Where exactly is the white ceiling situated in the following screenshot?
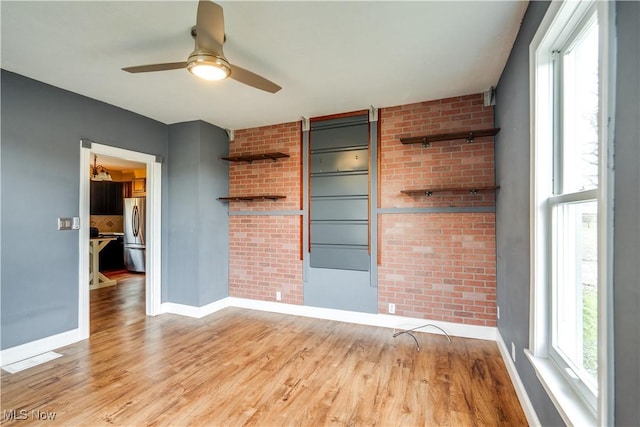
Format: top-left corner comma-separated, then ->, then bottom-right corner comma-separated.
1,1 -> 527,131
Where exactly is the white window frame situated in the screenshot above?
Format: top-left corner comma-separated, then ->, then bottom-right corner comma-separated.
527,1 -> 615,426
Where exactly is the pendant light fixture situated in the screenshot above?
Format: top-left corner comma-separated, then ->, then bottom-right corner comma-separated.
91,154 -> 113,181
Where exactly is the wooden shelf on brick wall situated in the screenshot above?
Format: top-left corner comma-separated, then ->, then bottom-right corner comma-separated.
400,128 -> 500,147
218,195 -> 287,202
221,152 -> 290,163
401,186 -> 500,197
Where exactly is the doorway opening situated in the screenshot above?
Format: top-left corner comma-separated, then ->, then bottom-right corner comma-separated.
79,142 -> 162,340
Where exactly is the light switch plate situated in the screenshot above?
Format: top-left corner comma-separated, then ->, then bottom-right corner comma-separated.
58,218 -> 72,230
58,217 -> 80,230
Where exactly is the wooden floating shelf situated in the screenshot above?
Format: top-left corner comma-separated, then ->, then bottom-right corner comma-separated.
401,186 -> 500,197
400,128 -> 500,147
221,152 -> 290,163
218,195 -> 287,202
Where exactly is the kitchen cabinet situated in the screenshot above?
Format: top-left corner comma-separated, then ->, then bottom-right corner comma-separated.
99,236 -> 125,271
131,178 -> 146,196
90,181 -> 123,215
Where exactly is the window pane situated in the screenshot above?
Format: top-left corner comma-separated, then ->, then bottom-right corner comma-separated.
553,200 -> 598,389
561,18 -> 599,193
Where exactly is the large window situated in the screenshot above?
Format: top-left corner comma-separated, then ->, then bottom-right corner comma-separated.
549,9 -> 599,409
529,1 -> 613,425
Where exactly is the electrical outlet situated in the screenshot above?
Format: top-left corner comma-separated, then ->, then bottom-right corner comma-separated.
388,303 -> 395,314
511,342 -> 516,362
276,291 -> 281,301
497,305 -> 500,320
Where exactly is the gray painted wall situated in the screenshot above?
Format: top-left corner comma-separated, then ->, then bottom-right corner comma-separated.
494,4 -> 565,424
167,121 -> 229,306
495,1 -> 640,425
167,123 -> 200,305
1,70 -> 169,349
613,2 -> 640,425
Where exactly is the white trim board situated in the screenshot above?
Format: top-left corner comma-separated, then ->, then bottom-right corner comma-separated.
161,297 -> 496,341
0,329 -> 80,367
79,142 -> 163,343
496,331 -> 541,427
528,1 -> 615,424
2,351 -> 62,374
160,299 -> 230,319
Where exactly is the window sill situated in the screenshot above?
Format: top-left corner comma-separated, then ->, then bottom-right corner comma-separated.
524,349 -> 597,426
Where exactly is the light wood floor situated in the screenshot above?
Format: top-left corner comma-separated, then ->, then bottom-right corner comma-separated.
1,274 -> 527,426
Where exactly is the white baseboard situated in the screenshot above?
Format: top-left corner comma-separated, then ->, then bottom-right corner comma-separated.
160,298 -> 231,318
496,331 -> 541,426
2,299 -> 496,369
183,296 -> 497,341
0,328 -> 81,367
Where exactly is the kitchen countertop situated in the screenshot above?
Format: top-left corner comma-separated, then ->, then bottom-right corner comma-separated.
97,232 -> 124,237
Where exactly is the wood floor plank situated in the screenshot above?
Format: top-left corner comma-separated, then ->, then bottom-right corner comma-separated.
1,274 -> 527,426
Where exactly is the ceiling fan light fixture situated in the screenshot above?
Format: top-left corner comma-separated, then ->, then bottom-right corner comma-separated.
187,52 -> 231,81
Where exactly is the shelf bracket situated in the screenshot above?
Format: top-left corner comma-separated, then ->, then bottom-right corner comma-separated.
466,133 -> 474,144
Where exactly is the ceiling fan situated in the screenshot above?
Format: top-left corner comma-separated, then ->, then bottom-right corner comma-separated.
122,0 -> 281,93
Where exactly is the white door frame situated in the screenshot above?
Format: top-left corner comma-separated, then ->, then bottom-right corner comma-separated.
79,141 -> 162,339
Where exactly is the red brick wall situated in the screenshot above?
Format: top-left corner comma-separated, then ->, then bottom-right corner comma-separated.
380,94 -> 496,208
229,215 -> 303,304
227,122 -> 303,303
378,94 -> 497,326
227,94 -> 497,326
377,214 -> 496,325
229,122 -> 301,212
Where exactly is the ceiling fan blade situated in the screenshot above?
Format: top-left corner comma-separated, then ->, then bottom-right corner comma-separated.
229,64 -> 281,93
122,62 -> 188,73
196,0 -> 225,55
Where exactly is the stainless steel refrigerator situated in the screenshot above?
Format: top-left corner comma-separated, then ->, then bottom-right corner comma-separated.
123,197 -> 145,272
